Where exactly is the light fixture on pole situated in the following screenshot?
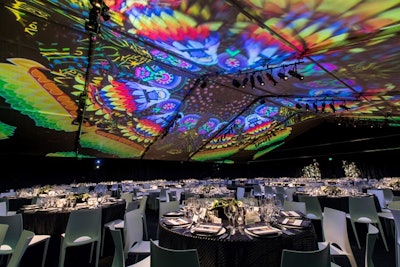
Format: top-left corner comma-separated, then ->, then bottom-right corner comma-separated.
256,74 -> 265,86
277,72 -> 288,80
265,73 -> 277,86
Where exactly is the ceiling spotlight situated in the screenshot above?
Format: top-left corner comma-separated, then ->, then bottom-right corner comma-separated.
313,102 -> 318,113
277,72 -> 288,80
256,75 -> 264,86
250,75 -> 256,89
265,73 -> 278,86
329,102 -> 336,113
295,103 -> 302,109
288,70 -> 304,80
242,77 -> 249,88
232,79 -> 241,88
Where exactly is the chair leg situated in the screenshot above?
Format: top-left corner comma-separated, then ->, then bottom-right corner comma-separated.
377,222 -> 389,252
59,245 -> 66,267
350,221 -> 361,249
142,214 -> 148,240
101,226 -> 106,256
89,242 -> 94,263
95,240 -> 101,267
41,238 -> 50,267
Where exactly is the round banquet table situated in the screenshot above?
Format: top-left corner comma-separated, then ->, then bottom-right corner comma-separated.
158,220 -> 318,267
20,201 -> 125,267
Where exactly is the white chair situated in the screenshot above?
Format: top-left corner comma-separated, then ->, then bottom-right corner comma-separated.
367,189 -> 389,212
157,201 -> 180,238
124,209 -> 158,263
318,207 -> 357,267
281,241 -> 340,267
389,201 -> 400,267
365,224 -> 379,267
150,239 -> 200,267
347,196 -> 388,251
283,200 -> 306,214
6,230 -> 35,267
109,224 -> 150,267
59,208 -> 102,267
236,187 -> 245,200
284,187 -> 297,201
0,214 -> 50,267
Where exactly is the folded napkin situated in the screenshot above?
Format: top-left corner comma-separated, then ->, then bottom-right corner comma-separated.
277,217 -> 311,228
191,224 -> 222,234
163,218 -> 191,226
281,211 -> 302,217
246,224 -> 281,235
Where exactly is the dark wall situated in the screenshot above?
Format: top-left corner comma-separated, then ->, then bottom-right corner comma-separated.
1,152 -> 398,191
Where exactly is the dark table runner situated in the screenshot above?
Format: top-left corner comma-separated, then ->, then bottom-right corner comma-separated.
159,221 -> 317,267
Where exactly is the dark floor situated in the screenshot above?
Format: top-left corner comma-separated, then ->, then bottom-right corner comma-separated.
18,207 -> 397,267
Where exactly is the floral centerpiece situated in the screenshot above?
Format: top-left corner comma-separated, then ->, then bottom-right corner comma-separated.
68,193 -> 90,203
321,185 -> 342,196
388,179 -> 400,190
208,198 -> 243,220
302,159 -> 321,179
342,160 -> 361,179
209,198 -> 243,210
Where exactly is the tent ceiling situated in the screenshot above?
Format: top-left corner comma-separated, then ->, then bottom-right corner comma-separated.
1,0 -> 400,163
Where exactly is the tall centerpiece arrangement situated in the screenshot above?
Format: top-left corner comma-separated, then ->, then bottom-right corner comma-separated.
342,160 -> 361,178
302,159 -> 321,179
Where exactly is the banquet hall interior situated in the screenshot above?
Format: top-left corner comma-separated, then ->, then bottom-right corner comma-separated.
1,0 -> 400,266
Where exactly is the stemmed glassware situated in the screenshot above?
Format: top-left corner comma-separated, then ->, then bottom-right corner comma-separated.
224,204 -> 237,235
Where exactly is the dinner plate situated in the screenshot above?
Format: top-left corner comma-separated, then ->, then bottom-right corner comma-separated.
244,228 -> 282,238
163,211 -> 184,217
190,225 -> 226,237
244,225 -> 282,237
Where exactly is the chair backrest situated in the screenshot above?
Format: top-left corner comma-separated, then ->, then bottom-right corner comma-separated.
297,195 -> 323,220
253,184 -> 263,197
283,200 -> 306,214
139,196 -> 148,214
382,188 -> 394,204
264,186 -> 275,198
120,192 -> 134,208
284,187 -> 297,201
322,207 -> 357,267
389,203 -> 400,267
236,187 -> 245,200
124,209 -> 144,255
0,202 -> 7,216
348,196 -> 379,221
0,223 -> 9,246
0,214 -> 23,249
159,201 -> 180,220
64,208 -> 102,246
158,189 -> 169,202
367,189 -> 386,209
365,224 -> 378,267
126,200 -> 140,213
280,241 -> 331,267
110,226 -> 125,267
150,239 -> 200,267
6,230 -> 35,267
